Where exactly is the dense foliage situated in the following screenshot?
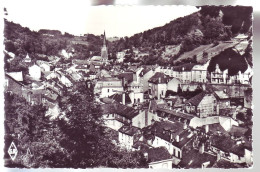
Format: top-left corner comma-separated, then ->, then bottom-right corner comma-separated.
4,84 -> 147,168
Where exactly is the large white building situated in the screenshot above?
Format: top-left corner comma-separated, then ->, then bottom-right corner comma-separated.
94,77 -> 124,98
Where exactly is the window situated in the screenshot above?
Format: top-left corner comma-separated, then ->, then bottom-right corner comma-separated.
107,89 -> 109,93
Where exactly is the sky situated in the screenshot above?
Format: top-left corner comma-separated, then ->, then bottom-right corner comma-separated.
3,0 -> 200,37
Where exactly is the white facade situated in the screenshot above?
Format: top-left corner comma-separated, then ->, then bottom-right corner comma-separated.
118,132 -> 134,150
167,78 -> 181,93
29,64 -> 41,80
191,61 -> 209,83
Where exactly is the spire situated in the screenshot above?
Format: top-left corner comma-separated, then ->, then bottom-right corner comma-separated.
103,30 -> 106,47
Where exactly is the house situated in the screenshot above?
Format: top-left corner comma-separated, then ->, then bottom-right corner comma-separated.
191,61 -> 209,83
24,54 -> 32,63
100,103 -> 139,130
210,133 -> 252,165
139,66 -> 160,92
146,147 -> 173,169
167,78 -> 181,93
148,72 -> 171,99
29,64 -> 41,80
160,63 -> 196,84
127,81 -> 144,105
94,77 -> 124,98
101,103 -> 154,131
214,90 -> 230,115
118,125 -> 141,150
143,121 -> 194,165
184,91 -> 218,117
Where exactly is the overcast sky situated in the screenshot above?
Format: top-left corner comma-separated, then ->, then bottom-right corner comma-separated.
3,0 -> 200,37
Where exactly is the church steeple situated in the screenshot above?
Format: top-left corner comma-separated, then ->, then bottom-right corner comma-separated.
101,30 -> 108,61
103,30 -> 106,47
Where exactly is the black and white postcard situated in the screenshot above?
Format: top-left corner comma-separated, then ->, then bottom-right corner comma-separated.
2,0 -> 253,169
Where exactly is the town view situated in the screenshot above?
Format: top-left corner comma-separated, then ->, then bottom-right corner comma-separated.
3,5 -> 253,169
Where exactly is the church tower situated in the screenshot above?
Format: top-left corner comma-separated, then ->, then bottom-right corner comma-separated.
101,31 -> 108,61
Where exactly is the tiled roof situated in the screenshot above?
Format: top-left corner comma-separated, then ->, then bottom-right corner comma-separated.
158,108 -> 195,120
108,93 -> 132,104
179,149 -> 216,168
147,147 -> 172,163
118,125 -> 140,136
210,134 -> 245,156
148,72 -> 171,84
143,121 -> 186,143
100,103 -> 139,119
185,92 -> 206,106
118,72 -> 134,83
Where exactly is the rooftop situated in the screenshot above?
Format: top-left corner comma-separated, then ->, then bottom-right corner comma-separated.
146,147 -> 172,163
148,72 -> 171,84
118,125 -> 140,136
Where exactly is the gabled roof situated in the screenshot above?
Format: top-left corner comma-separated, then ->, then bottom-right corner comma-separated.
185,92 -> 207,106
143,121 -> 185,143
108,93 -> 131,104
147,147 -> 172,163
148,72 -> 171,84
6,72 -> 23,82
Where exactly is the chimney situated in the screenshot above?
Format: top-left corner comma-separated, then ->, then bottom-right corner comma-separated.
122,92 -> 126,105
176,135 -> 180,142
205,125 -> 209,133
183,122 -> 187,130
159,77 -> 161,83
199,143 -> 205,154
144,152 -> 148,161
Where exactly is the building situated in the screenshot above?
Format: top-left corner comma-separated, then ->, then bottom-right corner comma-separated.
214,90 -> 230,115
146,147 -> 173,169
191,61 -> 209,83
94,77 -> 124,98
143,121 -> 194,165
148,72 -> 171,99
184,92 -> 218,117
118,125 -> 141,150
29,64 -> 41,80
24,54 -> 32,63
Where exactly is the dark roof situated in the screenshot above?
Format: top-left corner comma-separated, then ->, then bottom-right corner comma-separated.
179,149 -> 216,168
148,72 -> 171,84
100,103 -> 139,119
108,93 -> 131,104
118,125 -> 140,136
210,134 -> 246,156
147,147 -> 172,163
143,121 -> 186,144
208,123 -> 229,136
185,92 -> 207,106
157,108 -> 195,120
118,72 -> 134,83
173,63 -> 196,72
229,125 -> 248,138
172,129 -> 195,148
